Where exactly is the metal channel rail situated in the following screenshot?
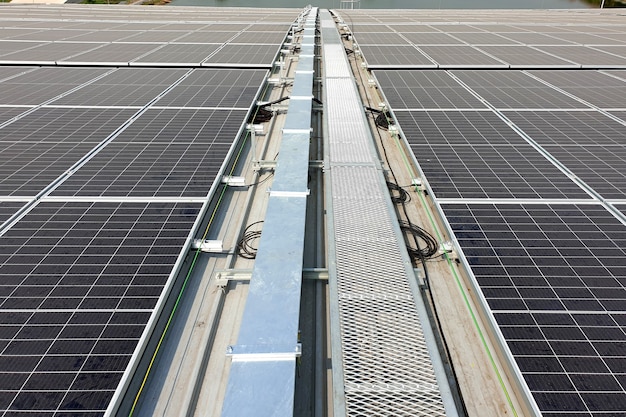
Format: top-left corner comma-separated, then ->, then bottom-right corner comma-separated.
220,6 -> 318,417
321,9 -> 459,417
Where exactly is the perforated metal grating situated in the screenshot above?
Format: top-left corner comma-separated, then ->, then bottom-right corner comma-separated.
331,167 -> 446,417
322,9 -> 451,417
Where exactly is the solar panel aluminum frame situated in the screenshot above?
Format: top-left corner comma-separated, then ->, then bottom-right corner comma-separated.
372,71 -> 543,417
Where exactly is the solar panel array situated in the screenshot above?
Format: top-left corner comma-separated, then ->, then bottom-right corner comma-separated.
0,4 -> 295,415
342,9 -> 626,69
0,4 -> 295,67
340,7 -> 626,417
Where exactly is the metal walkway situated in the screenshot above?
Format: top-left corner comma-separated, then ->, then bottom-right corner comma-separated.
321,9 -> 459,417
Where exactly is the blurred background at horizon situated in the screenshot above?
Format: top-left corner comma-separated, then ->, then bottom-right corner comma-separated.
170,0 -> 622,8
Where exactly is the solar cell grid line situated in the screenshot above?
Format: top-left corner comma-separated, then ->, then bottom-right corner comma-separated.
374,70 -> 487,109
155,69 -> 267,108
50,109 -> 247,198
451,71 -> 590,109
411,143 -> 590,200
441,202 -> 626,416
0,201 -> 202,415
0,67 -> 111,107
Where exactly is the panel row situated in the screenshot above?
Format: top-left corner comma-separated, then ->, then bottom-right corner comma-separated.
0,67 -> 266,107
0,201 -> 201,415
376,69 -> 626,110
443,202 -> 626,416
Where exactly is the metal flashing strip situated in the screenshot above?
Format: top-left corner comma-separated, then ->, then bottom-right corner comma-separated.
221,6 -> 317,417
321,10 -> 458,417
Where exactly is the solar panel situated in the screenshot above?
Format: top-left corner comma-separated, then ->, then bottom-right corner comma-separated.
567,33 -> 626,46
118,30 -> 190,43
62,43 -> 162,65
66,30 -> 136,42
542,145 -> 626,200
496,32 -> 573,45
0,142 -> 96,197
132,44 -> 220,65
7,29 -> 90,42
533,46 -> 626,67
156,69 -> 266,108
530,70 -> 626,108
0,201 -> 201,415
411,143 -> 588,200
479,45 -> 578,68
395,111 -> 525,146
173,31 -> 238,44
204,44 -> 279,66
52,68 -> 187,107
50,109 -> 247,198
353,32 -> 408,45
374,70 -> 486,109
504,111 -> 626,146
0,67 -> 109,106
420,45 -> 506,68
451,70 -> 586,108
401,32 -> 464,45
442,203 -> 626,416
0,42 -> 102,63
359,45 -> 435,68
231,31 -> 288,44
0,107 -> 133,144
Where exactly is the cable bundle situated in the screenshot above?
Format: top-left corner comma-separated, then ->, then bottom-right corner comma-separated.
236,220 -> 264,259
398,220 -> 439,262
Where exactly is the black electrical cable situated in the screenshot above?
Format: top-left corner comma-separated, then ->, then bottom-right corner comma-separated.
246,170 -> 274,188
398,220 -> 439,262
236,220 -> 263,259
386,181 -> 411,204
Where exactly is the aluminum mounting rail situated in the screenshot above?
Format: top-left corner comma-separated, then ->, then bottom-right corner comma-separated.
220,6 -> 318,417
320,9 -> 459,417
